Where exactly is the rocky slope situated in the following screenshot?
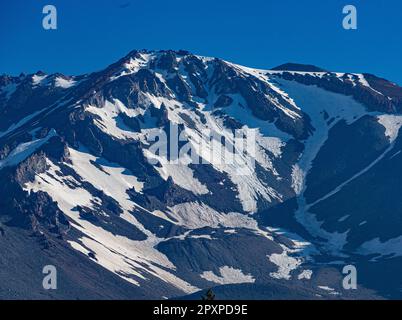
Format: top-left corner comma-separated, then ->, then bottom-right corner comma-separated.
0,50 -> 401,299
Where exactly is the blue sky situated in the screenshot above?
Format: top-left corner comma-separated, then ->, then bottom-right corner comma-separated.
1,0 -> 401,84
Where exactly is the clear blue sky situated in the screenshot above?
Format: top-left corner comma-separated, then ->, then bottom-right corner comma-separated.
1,0 -> 401,84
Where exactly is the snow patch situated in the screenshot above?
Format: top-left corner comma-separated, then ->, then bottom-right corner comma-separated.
268,251 -> 301,280
32,74 -> 47,86
338,215 -> 350,222
55,77 -> 76,89
298,269 -> 313,280
291,164 -> 303,195
169,202 -> 260,231
0,129 -> 56,170
318,286 -> 340,295
200,266 -> 255,285
377,115 -> 402,142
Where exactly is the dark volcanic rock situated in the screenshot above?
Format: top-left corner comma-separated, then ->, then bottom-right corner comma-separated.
272,63 -> 327,72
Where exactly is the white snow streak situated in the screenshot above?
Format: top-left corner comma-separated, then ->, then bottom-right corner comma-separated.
200,266 -> 255,285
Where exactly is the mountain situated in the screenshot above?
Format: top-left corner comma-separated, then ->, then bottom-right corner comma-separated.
0,49 -> 401,299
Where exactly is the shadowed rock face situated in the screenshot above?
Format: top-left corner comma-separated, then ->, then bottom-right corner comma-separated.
271,63 -> 327,73
0,49 -> 401,299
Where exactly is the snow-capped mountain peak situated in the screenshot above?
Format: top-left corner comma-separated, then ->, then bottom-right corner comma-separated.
1,49 -> 401,299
